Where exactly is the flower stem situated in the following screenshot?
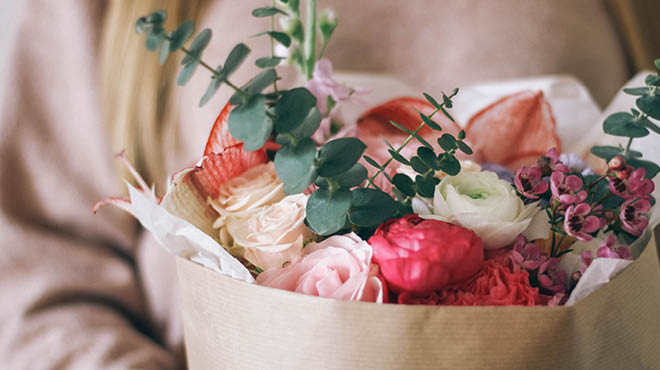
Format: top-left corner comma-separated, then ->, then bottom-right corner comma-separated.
624,137 -> 634,156
303,0 -> 317,80
270,0 -> 279,92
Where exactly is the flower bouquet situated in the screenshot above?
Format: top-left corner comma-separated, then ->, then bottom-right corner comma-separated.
98,3 -> 660,370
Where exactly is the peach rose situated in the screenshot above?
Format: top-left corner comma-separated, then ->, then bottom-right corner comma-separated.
256,233 -> 386,302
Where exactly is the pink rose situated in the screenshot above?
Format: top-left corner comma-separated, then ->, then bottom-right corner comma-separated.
256,233 -> 386,302
369,214 -> 484,295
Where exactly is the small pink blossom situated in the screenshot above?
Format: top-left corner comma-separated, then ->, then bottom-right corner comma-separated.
579,250 -> 594,274
514,166 -> 548,198
550,171 -> 586,204
620,197 -> 651,236
509,236 -> 546,271
564,203 -> 600,241
596,234 -> 631,259
539,147 -> 569,174
608,167 -> 655,199
537,258 -> 566,294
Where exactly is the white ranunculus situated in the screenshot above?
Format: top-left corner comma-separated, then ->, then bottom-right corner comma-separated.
210,162 -> 286,227
224,194 -> 311,270
412,171 -> 548,249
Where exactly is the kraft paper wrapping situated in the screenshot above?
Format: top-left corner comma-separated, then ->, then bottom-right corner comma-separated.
176,227 -> 660,370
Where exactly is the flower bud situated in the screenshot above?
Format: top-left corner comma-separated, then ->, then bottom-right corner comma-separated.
616,166 -> 633,179
608,155 -> 626,171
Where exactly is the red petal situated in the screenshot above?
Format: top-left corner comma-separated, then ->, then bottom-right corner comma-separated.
161,144 -> 267,237
465,90 -> 561,170
204,102 -> 239,156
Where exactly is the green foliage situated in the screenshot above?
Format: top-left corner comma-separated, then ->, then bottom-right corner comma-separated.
317,138 -> 366,177
218,43 -> 250,81
252,7 -> 288,17
636,95 -> 660,120
419,112 -> 442,131
603,112 -> 649,138
254,31 -> 292,47
591,145 -> 622,160
274,138 -> 318,194
348,189 -> 396,227
316,163 -> 368,188
306,188 -> 351,235
256,57 -> 283,68
227,94 -> 272,151
229,69 -> 278,105
393,174 -> 416,197
627,158 -> 660,179
274,88 -> 317,133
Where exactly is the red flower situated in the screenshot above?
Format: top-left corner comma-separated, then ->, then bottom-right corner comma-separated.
369,214 -> 483,295
441,260 -> 542,306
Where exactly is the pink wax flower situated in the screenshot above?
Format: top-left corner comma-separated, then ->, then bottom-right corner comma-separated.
550,171 -> 586,204
306,59 -> 353,114
256,233 -> 387,302
596,234 -> 632,260
509,235 -> 547,271
564,203 -> 600,241
369,214 -> 484,295
608,167 -> 655,199
620,197 -> 651,236
537,258 -> 566,294
538,147 -> 569,174
514,166 -> 548,198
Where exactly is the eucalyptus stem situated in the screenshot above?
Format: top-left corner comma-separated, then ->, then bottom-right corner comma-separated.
624,136 -> 634,156
366,107 -> 440,188
303,0 -> 317,80
270,0 -> 279,92
177,42 -> 250,101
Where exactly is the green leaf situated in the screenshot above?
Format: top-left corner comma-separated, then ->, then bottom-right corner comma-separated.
229,69 -> 278,105
415,175 -> 436,198
640,117 -> 660,135
251,7 -> 288,17
603,112 -> 649,138
254,31 -> 292,47
419,112 -> 442,131
655,59 -> 660,70
423,93 -> 442,110
389,121 -> 433,149
410,156 -> 430,174
438,153 -> 461,175
438,105 -> 456,122
458,129 -> 466,140
623,87 -> 649,96
457,141 -> 473,155
218,43 -> 250,80
627,158 -> 660,179
177,61 -> 199,85
146,28 -> 165,51
442,93 -> 453,108
417,146 -> 439,170
363,155 -> 382,169
159,37 -> 171,64
227,94 -> 272,151
293,107 -> 322,139
590,145 -> 622,160
636,95 -> 660,120
147,10 -> 167,24
188,28 -> 212,56
274,138 -> 317,194
274,87 -> 317,133
348,189 -> 396,227
306,188 -> 351,235
387,149 -> 410,166
437,134 -> 457,151
255,56 -> 283,68
199,68 -> 223,107
316,163 -> 368,188
318,138 -> 366,177
392,174 -> 416,197
170,21 -> 195,51
646,75 -> 660,87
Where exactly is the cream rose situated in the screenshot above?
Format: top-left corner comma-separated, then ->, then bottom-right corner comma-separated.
256,233 -> 386,302
223,194 -> 311,270
210,162 -> 285,227
413,171 -> 548,249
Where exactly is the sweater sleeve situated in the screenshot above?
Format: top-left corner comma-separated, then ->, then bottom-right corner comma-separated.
0,1 -> 178,369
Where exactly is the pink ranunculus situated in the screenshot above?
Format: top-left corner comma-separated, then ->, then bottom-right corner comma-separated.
620,197 -> 651,236
369,214 -> 484,295
256,233 -> 387,302
514,166 -> 548,199
564,203 -> 600,241
550,171 -> 586,205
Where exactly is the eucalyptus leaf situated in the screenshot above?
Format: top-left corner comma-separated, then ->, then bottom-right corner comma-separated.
458,129 -> 466,140
218,43 -> 250,81
362,155 -> 382,169
423,92 -> 442,110
417,146 -> 439,170
348,188 -> 396,227
419,112 -> 442,131
188,29 -> 212,56
252,7 -> 288,17
159,37 -> 171,64
627,158 -> 660,179
274,138 -> 317,194
274,87 -> 317,133
388,149 -> 410,166
646,75 -> 660,87
229,68 -> 278,105
438,153 -> 461,175
438,134 -> 457,151
457,141 -> 473,155
415,175 -> 436,198
199,72 -> 222,107
590,145 -> 622,160
623,87 -> 649,96
442,93 -> 453,108
389,121 -> 433,149
227,94 -> 272,151
636,95 -> 660,120
640,117 -> 660,135
410,156 -> 430,174
655,60 -> 660,70
317,138 -> 366,177
316,163 -> 368,188
306,188 -> 351,235
177,61 -> 199,85
147,10 -> 167,24
146,28 -> 165,51
392,173 -> 416,197
253,31 -> 292,47
256,56 -> 283,68
603,112 -> 649,138
170,21 -> 195,51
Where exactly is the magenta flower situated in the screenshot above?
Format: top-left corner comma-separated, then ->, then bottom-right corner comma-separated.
537,258 -> 566,294
596,234 -> 632,260
514,166 -> 548,198
579,250 -> 594,274
509,236 -> 546,271
550,171 -> 587,204
564,203 -> 600,241
538,147 -> 569,174
620,197 -> 651,236
608,167 -> 655,199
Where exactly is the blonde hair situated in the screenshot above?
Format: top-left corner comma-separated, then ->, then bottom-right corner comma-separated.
100,0 -> 210,190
